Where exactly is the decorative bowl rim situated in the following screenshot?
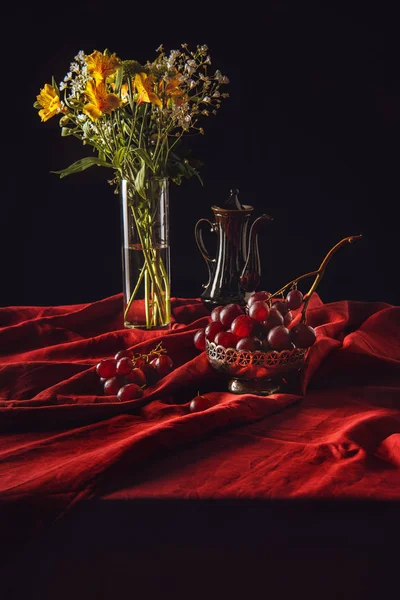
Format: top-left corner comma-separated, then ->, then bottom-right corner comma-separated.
205,339 -> 308,370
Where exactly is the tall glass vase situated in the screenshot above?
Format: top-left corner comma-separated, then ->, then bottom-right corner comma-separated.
120,177 -> 171,329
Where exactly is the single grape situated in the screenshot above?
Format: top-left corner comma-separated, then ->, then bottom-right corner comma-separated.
236,336 -> 263,351
219,304 -> 243,328
141,363 -> 160,385
134,357 -> 146,369
210,305 -> 224,322
286,289 -> 304,310
283,310 -> 293,327
267,326 -> 292,350
194,328 -> 206,351
262,338 -> 272,351
290,323 -> 317,348
247,291 -> 271,307
124,367 -> 147,387
189,395 -> 211,413
205,320 -> 225,342
230,315 -> 256,337
272,300 -> 289,316
96,358 -> 117,379
150,355 -> 174,377
248,300 -> 270,322
114,349 -> 134,361
262,308 -> 284,331
214,331 -> 240,348
116,356 -> 133,375
103,376 -> 124,395
117,383 -> 144,401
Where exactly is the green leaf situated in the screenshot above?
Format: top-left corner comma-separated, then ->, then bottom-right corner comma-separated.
61,127 -> 73,137
112,147 -> 126,168
132,148 -> 156,172
51,157 -> 114,179
51,76 -> 60,97
134,161 -> 147,199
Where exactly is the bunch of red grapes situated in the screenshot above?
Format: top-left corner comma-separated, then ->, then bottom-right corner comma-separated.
194,289 -> 317,353
95,342 -> 174,401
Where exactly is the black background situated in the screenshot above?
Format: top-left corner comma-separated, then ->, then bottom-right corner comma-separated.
2,1 -> 399,308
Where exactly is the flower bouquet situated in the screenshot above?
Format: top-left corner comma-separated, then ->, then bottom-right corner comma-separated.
34,44 -> 229,328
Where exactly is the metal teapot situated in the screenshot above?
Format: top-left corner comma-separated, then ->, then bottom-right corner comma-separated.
195,189 -> 273,307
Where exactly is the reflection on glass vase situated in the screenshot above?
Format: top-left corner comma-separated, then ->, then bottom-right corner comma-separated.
120,177 -> 171,329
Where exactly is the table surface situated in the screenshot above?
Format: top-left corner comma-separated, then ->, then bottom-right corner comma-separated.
1,293 -> 399,598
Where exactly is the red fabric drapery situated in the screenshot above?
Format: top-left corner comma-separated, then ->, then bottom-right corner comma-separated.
1,293 -> 400,561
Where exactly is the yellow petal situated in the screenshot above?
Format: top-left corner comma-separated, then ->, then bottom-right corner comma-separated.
37,83 -> 64,121
83,103 -> 103,121
86,50 -> 121,84
135,72 -> 162,108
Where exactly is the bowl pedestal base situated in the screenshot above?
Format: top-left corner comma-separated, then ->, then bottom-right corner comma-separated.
228,377 -> 282,396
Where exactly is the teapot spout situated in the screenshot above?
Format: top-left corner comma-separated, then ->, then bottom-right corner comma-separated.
239,213 -> 273,293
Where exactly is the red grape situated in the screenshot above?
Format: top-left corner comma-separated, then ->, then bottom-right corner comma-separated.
134,357 -> 146,369
114,349 -> 134,361
262,338 -> 271,351
214,331 -> 240,348
150,355 -> 174,377
103,376 -> 124,395
125,367 -> 147,386
248,301 -> 270,322
96,358 -> 117,378
116,356 -> 133,375
194,328 -> 206,351
247,291 -> 271,306
210,305 -> 224,322
219,304 -> 243,328
117,383 -> 144,401
267,326 -> 292,350
141,363 -> 160,384
262,307 -> 284,331
290,323 -> 317,348
189,395 -> 211,412
236,336 -> 262,351
283,310 -> 293,327
272,300 -> 289,316
231,315 -> 256,337
205,320 -> 225,342
286,289 -> 304,310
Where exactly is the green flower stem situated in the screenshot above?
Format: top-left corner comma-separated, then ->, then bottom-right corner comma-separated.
144,269 -> 150,329
125,203 -> 169,328
123,265 -> 145,322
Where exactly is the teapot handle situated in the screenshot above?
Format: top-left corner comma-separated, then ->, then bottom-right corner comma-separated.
194,218 -> 216,288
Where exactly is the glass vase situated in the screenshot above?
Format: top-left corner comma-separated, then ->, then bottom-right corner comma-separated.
120,177 -> 171,329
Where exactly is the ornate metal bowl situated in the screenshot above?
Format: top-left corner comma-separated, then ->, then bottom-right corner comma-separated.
206,340 -> 308,395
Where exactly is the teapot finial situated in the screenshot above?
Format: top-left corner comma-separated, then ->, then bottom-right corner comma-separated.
225,188 -> 243,210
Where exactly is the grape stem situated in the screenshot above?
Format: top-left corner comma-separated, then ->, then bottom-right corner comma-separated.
269,235 -> 362,322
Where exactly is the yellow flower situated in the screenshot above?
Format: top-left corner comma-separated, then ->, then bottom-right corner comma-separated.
163,76 -> 186,107
83,81 -> 122,121
36,84 -> 65,122
86,50 -> 121,85
135,72 -> 162,108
